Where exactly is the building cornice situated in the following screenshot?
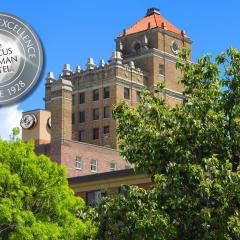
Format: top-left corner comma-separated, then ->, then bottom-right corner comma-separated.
117,27 -> 192,44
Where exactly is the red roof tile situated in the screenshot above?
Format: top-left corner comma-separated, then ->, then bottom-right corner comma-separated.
119,12 -> 183,37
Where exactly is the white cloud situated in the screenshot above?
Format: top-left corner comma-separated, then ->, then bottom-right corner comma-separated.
0,105 -> 22,140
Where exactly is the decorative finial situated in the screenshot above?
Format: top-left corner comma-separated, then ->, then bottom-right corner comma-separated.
87,57 -> 95,70
148,22 -> 151,29
116,39 -> 123,52
46,72 -> 55,83
76,65 -> 81,73
143,35 -> 148,45
110,51 -> 122,64
181,30 -> 186,36
62,64 -> 72,76
162,22 -> 167,30
129,61 -> 135,69
99,59 -> 105,67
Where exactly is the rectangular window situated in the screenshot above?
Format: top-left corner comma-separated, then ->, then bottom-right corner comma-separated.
93,128 -> 99,140
110,162 -> 116,171
93,108 -> 99,120
91,159 -> 98,172
159,64 -> 165,76
79,92 -> 85,104
79,111 -> 85,123
136,91 -> 141,103
103,106 -> 110,118
75,156 -> 82,170
86,190 -> 102,206
104,125 -> 110,134
103,125 -> 110,139
103,87 -> 110,99
93,89 -> 99,101
72,113 -> 75,124
124,87 -> 130,99
79,130 -> 85,142
72,95 -> 75,105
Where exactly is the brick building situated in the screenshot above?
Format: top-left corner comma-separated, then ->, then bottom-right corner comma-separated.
21,8 -> 192,204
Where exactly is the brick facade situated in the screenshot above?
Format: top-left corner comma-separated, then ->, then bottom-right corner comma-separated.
58,140 -> 128,178
22,8 -> 192,181
42,9 -> 192,152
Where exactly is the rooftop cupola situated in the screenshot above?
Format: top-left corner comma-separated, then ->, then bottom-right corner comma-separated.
146,7 -> 160,16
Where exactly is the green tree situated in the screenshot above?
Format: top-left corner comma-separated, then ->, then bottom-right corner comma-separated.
9,127 -> 20,142
92,185 -> 175,240
92,48 -> 240,239
0,140 -> 94,239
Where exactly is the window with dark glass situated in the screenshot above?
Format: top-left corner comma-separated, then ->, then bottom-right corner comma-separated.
104,106 -> 110,118
79,92 -> 85,104
136,91 -> 141,103
72,113 -> 75,124
159,64 -> 165,76
86,190 -> 104,206
124,87 -> 130,99
93,89 -> 99,101
79,130 -> 85,142
79,111 -> 85,123
104,125 -> 110,135
72,95 -> 75,105
93,128 -> 99,140
103,126 -> 110,140
103,87 -> 110,99
134,42 -> 141,52
93,108 -> 99,120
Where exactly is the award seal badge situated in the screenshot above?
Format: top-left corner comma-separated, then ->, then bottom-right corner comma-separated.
0,13 -> 43,105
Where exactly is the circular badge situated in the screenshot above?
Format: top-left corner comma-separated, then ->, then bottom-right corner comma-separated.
0,13 -> 43,105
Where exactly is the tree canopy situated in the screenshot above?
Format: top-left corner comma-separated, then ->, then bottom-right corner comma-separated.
91,48 -> 240,239
0,140 -> 94,239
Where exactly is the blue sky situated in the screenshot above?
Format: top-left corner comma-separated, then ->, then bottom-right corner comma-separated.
1,0 -> 240,114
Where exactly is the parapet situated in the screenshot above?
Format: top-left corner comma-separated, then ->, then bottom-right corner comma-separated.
45,51 -> 146,90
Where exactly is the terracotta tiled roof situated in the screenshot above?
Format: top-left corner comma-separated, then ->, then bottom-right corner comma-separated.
119,10 -> 183,37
